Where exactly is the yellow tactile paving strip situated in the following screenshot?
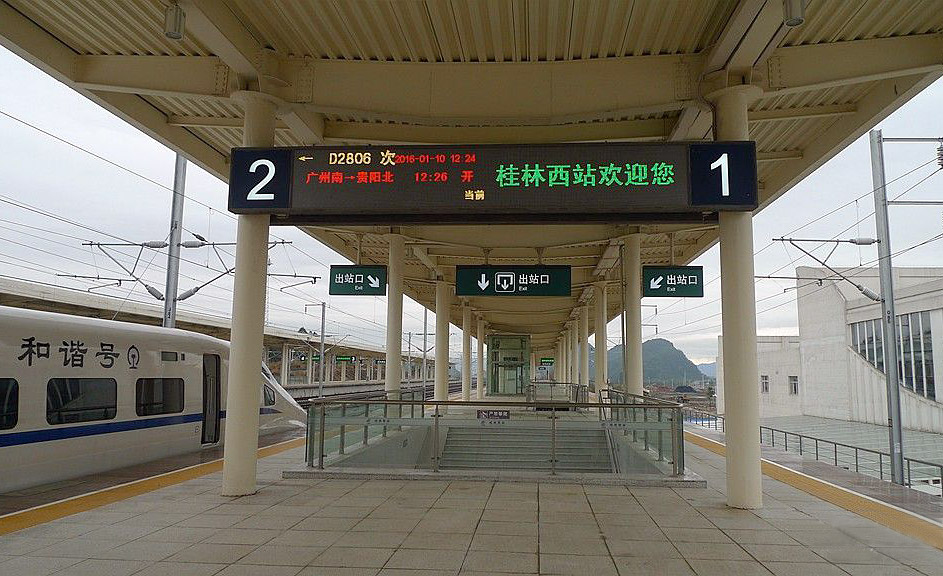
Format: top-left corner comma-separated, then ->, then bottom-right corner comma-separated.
0,437 -> 305,536
685,430 -> 943,551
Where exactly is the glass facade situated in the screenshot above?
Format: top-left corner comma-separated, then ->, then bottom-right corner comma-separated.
850,310 -> 936,401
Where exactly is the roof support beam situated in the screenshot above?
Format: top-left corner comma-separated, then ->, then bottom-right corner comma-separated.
759,71 -> 942,208
748,104 -> 857,123
74,55 -> 234,99
761,34 -> 943,96
757,150 -> 802,162
177,0 -> 262,79
670,0 -> 785,141
0,2 -> 228,180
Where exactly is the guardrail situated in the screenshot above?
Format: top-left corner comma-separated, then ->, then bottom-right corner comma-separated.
681,407 -> 943,496
524,382 -> 588,403
296,379 -> 461,408
306,396 -> 685,476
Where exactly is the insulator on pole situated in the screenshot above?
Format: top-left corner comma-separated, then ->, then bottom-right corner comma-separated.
936,143 -> 943,168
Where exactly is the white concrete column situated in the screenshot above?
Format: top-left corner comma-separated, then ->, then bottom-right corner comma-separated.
625,235 -> 643,395
713,84 -> 763,510
462,304 -> 472,401
434,276 -> 450,400
279,344 -> 290,388
221,92 -> 276,496
340,359 -> 347,382
580,306 -> 590,387
555,339 -> 561,382
477,317 -> 486,398
594,282 -> 608,389
570,326 -> 579,383
385,234 -> 405,398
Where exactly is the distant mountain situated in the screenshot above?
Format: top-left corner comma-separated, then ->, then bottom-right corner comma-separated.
604,339 -> 709,386
697,362 -> 716,378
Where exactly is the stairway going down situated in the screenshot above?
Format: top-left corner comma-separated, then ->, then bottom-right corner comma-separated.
438,427 -> 613,473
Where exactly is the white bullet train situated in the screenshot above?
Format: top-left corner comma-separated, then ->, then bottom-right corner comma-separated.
0,305 -> 306,492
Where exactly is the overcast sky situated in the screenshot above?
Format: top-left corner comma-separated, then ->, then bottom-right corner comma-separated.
2,44 -> 942,364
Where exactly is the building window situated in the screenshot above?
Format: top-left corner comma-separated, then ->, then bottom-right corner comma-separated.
760,375 -> 769,394
46,378 -> 117,425
850,310 -> 936,401
136,378 -> 185,416
0,378 -> 17,430
789,376 -> 799,395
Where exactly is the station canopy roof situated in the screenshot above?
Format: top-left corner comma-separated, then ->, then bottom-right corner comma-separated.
2,1 -> 942,354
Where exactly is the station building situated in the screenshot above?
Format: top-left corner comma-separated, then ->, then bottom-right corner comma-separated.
717,266 -> 943,432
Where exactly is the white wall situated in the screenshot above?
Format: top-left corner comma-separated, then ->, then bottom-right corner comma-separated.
757,337 -> 802,418
716,335 -> 801,418
796,268 -> 853,420
716,267 -> 943,429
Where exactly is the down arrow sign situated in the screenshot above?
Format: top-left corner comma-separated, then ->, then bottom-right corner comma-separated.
650,276 -> 664,290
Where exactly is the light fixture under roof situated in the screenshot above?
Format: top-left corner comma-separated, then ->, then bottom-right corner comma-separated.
783,0 -> 805,27
164,3 -> 185,40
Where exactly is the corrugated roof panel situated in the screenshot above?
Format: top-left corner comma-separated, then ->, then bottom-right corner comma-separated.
783,0 -> 943,46
222,0 -> 737,62
7,0 -> 210,56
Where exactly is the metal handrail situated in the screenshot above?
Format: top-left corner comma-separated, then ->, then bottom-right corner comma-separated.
310,398 -> 682,409
681,407 -> 943,496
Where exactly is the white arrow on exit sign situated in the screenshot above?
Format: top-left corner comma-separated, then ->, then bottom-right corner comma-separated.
477,274 -> 490,290
650,276 -> 664,290
367,275 -> 380,288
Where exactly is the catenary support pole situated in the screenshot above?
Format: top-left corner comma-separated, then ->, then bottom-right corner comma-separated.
385,234 -> 404,399
462,304 -> 472,400
626,234 -> 643,395
870,129 -> 906,485
594,281 -> 608,390
221,92 -> 276,496
435,275 -> 450,400
712,84 -> 763,509
163,153 -> 186,329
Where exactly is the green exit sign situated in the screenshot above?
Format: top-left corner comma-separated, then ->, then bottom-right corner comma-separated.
455,265 -> 570,297
642,266 -> 704,297
540,357 -> 554,366
335,355 -> 357,362
329,265 -> 387,296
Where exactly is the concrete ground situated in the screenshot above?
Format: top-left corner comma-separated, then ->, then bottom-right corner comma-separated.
1,442 -> 942,576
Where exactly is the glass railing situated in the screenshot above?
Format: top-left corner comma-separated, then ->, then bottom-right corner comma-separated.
524,382 -> 589,403
304,393 -> 685,477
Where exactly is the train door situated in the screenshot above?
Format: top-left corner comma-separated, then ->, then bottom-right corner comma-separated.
202,354 -> 221,444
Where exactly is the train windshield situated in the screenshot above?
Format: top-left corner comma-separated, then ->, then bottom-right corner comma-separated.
261,363 -> 280,389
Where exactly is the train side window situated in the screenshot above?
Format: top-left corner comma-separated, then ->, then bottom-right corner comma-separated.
263,385 -> 276,407
0,378 -> 17,430
136,378 -> 185,416
46,378 -> 117,425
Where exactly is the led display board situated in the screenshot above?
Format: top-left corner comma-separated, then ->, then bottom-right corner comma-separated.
229,142 -> 757,224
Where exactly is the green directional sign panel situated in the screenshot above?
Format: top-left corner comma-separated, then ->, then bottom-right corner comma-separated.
540,357 -> 555,366
329,265 -> 387,295
335,355 -> 357,362
642,266 -> 704,297
455,265 -> 571,297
